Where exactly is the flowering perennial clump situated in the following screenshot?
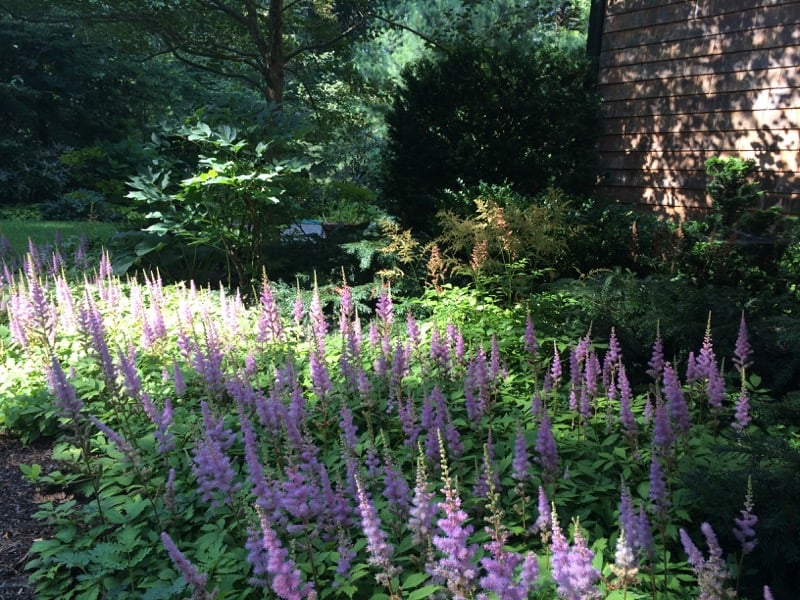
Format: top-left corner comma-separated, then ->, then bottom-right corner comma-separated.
0,243 -> 781,600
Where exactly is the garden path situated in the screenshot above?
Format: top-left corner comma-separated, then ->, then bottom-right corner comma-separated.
0,433 -> 60,600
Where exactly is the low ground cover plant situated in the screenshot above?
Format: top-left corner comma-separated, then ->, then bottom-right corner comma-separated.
0,242 -> 794,599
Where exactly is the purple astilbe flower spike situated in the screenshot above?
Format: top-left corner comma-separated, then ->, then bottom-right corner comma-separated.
686,351 -> 699,385
465,347 -> 490,421
707,366 -> 726,417
189,319 -> 226,398
26,274 -> 57,347
647,330 -> 665,381
489,334 -> 504,382
473,434 -> 500,499
512,425 -> 530,483
618,484 -> 639,553
338,281 -> 354,335
431,433 -> 478,599
338,404 -> 359,454
160,532 -> 211,596
535,411 -> 559,485
763,586 -> 774,600
256,509 -> 316,600
732,384 -> 752,434
77,290 -> 116,386
257,276 -> 284,343
170,359 -> 186,398
524,313 -> 538,362
309,280 -> 327,353
733,476 -> 758,555
532,486 -> 552,543
549,341 -> 562,390
430,328 -> 452,376
611,528 -> 639,587
696,315 -> 720,384
155,398 -> 175,453
192,401 -> 241,507
355,474 -> 398,588
680,523 -> 731,600
648,453 -> 670,517
584,352 -> 600,405
618,364 -> 638,440
398,394 -> 420,447
409,446 -> 436,545
382,454 -> 411,517
280,465 -> 324,527
406,311 -> 421,350
569,345 -> 582,391
88,415 -> 135,458
239,408 -> 277,515
292,285 -> 304,326
652,397 -> 674,457
550,508 -> 601,600
734,312 -> 753,372
663,363 -> 691,438
309,349 -> 333,400
47,355 -> 84,419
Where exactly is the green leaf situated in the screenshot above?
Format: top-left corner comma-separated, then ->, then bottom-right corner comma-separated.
407,585 -> 441,600
401,572 -> 430,589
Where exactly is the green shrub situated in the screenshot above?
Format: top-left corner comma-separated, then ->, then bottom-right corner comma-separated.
40,189 -> 116,222
382,42 -> 600,233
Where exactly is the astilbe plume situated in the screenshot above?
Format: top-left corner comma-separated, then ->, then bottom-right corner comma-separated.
239,408 -> 277,515
733,312 -> 753,372
610,528 -> 638,588
663,363 -> 691,438
47,355 -> 84,419
680,522 -> 731,600
473,435 -> 500,499
550,508 -> 601,600
549,341 -> 562,390
648,453 -> 670,517
533,486 -> 552,543
512,425 -> 530,484
478,473 -> 538,600
256,276 -> 284,343
253,509 -> 315,599
646,330 -> 665,381
382,453 -> 411,516
77,290 -> 116,385
465,347 -> 491,421
355,474 -> 398,588
618,484 -> 639,553
191,401 -> 241,507
524,313 -> 538,362
618,363 -> 638,440
309,281 -> 327,353
732,382 -> 752,434
430,433 -> 478,599
161,532 -> 213,599
535,411 -> 559,485
732,476 -> 758,555
409,446 -> 436,545
652,397 -> 674,457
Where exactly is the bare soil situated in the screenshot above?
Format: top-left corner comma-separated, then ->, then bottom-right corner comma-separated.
0,433 -> 60,600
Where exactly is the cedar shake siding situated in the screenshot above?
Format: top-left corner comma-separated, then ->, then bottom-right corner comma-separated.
591,0 -> 800,218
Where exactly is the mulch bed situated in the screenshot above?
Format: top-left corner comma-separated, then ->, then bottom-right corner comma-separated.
0,433 -> 61,600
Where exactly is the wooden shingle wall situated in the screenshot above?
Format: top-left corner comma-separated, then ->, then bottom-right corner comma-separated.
596,0 -> 800,217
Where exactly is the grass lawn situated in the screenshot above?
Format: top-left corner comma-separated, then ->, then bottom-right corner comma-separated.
0,220 -> 118,257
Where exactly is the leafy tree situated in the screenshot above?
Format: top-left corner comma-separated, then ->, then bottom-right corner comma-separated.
0,0 -> 374,109
382,42 -> 600,232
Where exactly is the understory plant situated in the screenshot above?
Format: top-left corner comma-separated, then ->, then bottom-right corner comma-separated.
0,244 -> 794,599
